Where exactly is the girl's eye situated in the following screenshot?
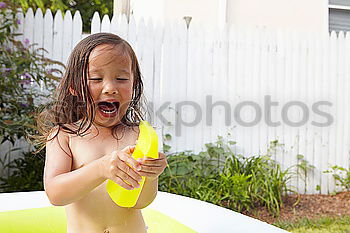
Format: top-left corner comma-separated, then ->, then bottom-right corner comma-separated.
89,78 -> 102,81
117,78 -> 129,81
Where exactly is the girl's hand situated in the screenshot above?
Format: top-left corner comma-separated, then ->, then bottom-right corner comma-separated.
136,152 -> 167,181
99,146 -> 142,190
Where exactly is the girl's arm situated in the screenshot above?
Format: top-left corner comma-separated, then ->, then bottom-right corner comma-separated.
44,128 -> 106,206
44,128 -> 142,206
131,152 -> 167,209
132,177 -> 158,209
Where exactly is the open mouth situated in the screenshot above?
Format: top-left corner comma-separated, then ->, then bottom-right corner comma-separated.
97,101 -> 120,117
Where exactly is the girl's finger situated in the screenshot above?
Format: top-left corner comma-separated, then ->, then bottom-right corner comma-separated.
118,150 -> 141,171
142,152 -> 166,161
121,145 -> 136,154
158,152 -> 166,159
115,160 -> 142,182
112,176 -> 134,190
113,163 -> 141,188
139,159 -> 163,167
138,171 -> 157,177
139,164 -> 163,174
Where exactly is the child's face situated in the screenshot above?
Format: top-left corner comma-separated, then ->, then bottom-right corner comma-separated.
87,44 -> 134,128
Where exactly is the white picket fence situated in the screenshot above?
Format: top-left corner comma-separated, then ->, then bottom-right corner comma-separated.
2,8 -> 350,195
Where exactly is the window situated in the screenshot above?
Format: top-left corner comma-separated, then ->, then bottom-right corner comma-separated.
329,0 -> 350,32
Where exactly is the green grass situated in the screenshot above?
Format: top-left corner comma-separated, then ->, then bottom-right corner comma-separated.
274,215 -> 350,232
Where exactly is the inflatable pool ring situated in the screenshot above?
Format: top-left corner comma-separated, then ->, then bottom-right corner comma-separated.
106,121 -> 159,207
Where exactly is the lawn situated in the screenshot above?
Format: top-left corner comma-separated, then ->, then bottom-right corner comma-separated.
275,215 -> 350,232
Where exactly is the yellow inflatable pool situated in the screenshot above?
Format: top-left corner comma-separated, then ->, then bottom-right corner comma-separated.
0,205 -> 195,233
0,191 -> 287,233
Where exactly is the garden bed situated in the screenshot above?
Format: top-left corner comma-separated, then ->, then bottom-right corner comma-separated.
242,191 -> 350,224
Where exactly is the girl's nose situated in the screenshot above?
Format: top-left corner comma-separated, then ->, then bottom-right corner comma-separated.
103,82 -> 118,95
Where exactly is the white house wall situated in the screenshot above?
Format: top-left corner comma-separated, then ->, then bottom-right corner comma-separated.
226,0 -> 329,33
124,0 -> 329,33
122,0 -> 223,26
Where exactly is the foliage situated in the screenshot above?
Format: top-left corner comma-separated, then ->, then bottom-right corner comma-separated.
0,0 -> 63,146
0,150 -> 45,192
324,165 -> 350,191
159,137 -> 295,216
13,0 -> 113,32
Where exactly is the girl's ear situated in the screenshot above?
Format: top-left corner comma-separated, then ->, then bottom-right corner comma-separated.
69,87 -> 78,96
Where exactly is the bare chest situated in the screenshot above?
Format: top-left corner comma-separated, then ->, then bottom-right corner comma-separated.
69,130 -> 138,170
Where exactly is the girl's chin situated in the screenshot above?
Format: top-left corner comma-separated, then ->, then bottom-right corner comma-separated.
94,116 -> 121,128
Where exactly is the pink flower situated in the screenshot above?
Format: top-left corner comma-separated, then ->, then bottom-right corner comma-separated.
23,38 -> 30,47
0,2 -> 6,9
47,68 -> 55,75
20,73 -> 32,85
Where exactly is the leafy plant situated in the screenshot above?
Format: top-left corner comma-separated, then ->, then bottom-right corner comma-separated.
0,0 -> 63,146
0,1 -> 62,192
159,137 -> 295,216
0,150 -> 45,192
324,165 -> 350,191
12,0 -> 113,32
162,133 -> 172,153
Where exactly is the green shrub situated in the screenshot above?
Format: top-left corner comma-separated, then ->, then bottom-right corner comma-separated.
0,0 -> 63,146
159,137 -> 293,216
0,1 -> 62,192
324,165 -> 350,191
0,150 -> 45,192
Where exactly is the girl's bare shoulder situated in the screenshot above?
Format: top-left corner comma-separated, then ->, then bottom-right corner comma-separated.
47,121 -> 83,142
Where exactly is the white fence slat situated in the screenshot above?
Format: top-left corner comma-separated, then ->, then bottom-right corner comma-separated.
343,32 -> 350,179
228,25 -> 237,154
296,33 -> 309,193
168,19 -> 188,152
15,10 -> 24,42
259,29 -> 270,159
72,11 -> 82,47
152,20 -> 164,138
52,10 -> 63,64
110,14 -> 119,35
345,32 -> 350,159
101,14 -> 111,33
138,17 -> 153,108
143,17 -> 155,116
91,11 -> 101,34
33,8 -> 44,53
336,32 -> 346,192
136,17 -> 146,66
328,31 -> 338,193
267,30 -> 277,151
128,15 -> 137,54
306,33 -> 316,194
23,8 -> 34,47
62,10 -> 73,64
276,30 -> 288,172
118,14 -> 129,40
190,24 -> 202,152
320,34 -> 331,194
202,26 -> 215,151
43,9 -> 53,59
161,21 -> 176,152
312,33 -> 323,194
282,30 -> 294,191
233,27 -> 246,157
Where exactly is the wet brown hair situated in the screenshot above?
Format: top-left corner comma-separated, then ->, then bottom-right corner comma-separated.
34,32 -> 145,153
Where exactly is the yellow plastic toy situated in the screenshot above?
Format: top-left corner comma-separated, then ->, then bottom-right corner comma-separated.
106,121 -> 159,207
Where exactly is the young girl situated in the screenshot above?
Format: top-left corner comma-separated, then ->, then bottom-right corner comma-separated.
36,32 -> 167,233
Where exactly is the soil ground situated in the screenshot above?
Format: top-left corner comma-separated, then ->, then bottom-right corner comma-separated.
242,191 -> 350,224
